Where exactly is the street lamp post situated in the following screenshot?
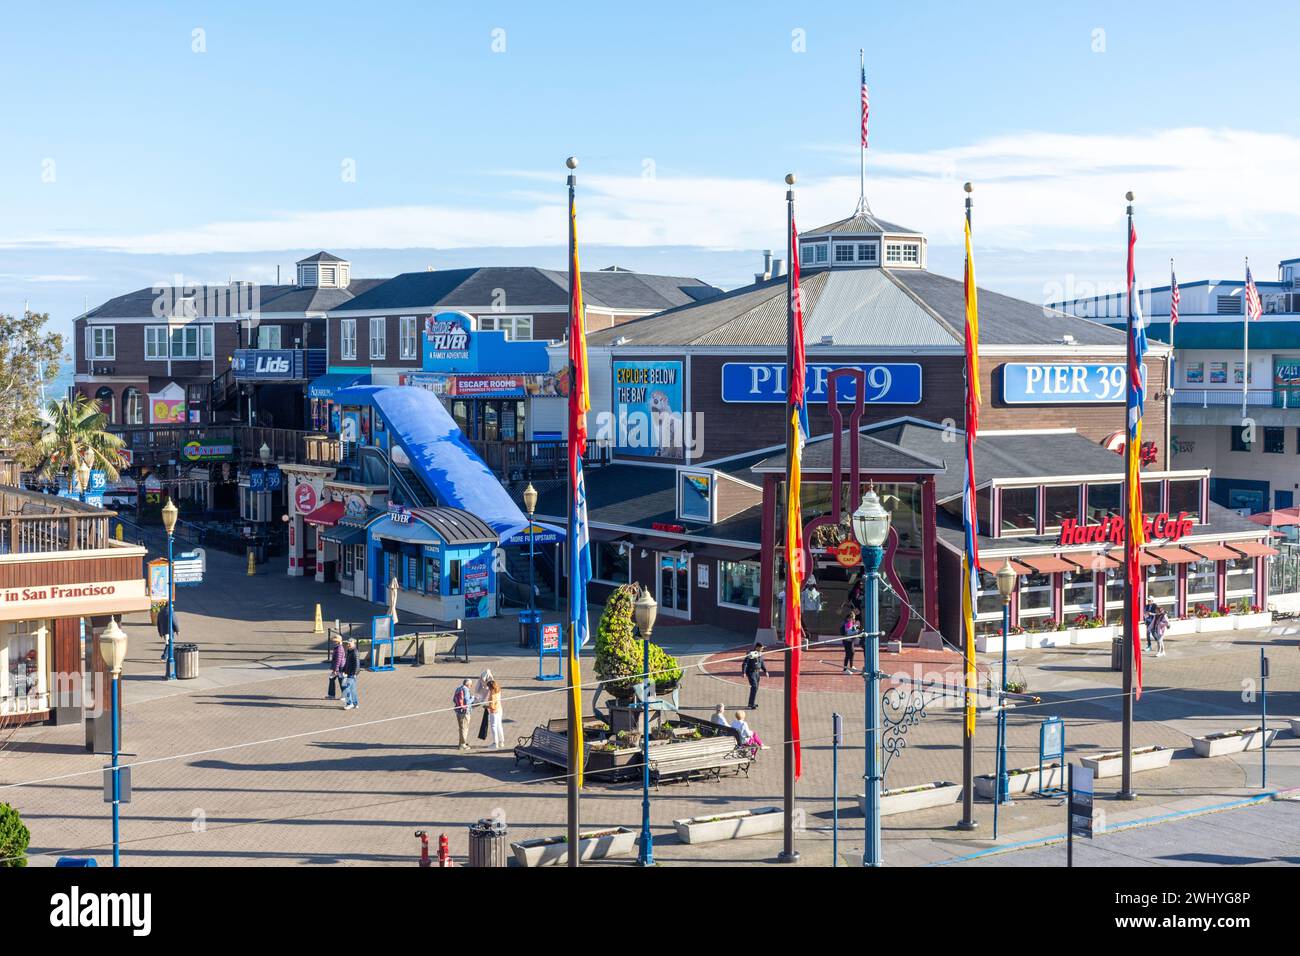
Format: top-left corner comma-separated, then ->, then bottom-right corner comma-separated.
851,485 -> 891,868
523,483 -> 539,647
77,461 -> 92,503
101,617 -> 128,866
160,498 -> 179,680
993,560 -> 1018,838
633,585 -> 659,867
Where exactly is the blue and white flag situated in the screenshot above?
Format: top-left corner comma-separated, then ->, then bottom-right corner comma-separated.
570,457 -> 592,649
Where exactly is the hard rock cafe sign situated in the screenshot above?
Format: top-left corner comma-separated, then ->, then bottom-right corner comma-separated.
1058,511 -> 1194,546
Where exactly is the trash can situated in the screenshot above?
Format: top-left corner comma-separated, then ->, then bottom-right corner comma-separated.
1109,636 -> 1125,672
467,818 -> 509,867
518,609 -> 541,648
176,642 -> 200,680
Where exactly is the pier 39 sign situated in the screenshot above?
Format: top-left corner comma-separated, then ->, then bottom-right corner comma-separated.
1002,363 -> 1146,405
721,363 -> 922,405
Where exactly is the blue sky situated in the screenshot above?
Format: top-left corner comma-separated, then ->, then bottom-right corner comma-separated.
4,1 -> 1299,342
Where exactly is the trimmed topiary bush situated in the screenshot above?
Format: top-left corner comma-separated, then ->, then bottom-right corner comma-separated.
0,803 -> 30,868
594,584 -> 683,699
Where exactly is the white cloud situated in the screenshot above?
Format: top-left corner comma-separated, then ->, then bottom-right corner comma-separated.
4,127 -> 1298,267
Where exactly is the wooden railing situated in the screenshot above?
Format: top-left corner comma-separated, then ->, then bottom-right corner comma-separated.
0,487 -> 115,554
109,425 -> 340,467
468,439 -> 612,480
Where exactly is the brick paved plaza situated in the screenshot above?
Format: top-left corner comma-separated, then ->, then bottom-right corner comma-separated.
2,547 -> 1298,867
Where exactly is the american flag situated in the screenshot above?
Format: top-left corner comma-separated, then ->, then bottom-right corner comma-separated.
860,64 -> 869,149
1245,264 -> 1263,321
1169,264 -> 1180,328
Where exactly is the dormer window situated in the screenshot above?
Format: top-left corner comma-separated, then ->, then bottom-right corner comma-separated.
801,242 -> 828,265
834,244 -> 855,263
857,243 -> 877,262
885,242 -> 920,265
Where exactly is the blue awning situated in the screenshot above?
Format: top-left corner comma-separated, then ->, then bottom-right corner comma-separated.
309,372 -> 371,400
503,522 -> 566,546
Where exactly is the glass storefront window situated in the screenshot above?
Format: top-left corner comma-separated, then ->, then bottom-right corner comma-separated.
975,569 -> 1004,617
1,619 -> 52,716
592,541 -> 630,584
1000,486 -> 1039,534
1145,563 -> 1176,603
1086,483 -> 1122,523
1225,557 -> 1254,599
1018,571 -> 1053,618
1104,567 -> 1125,625
1142,480 -> 1163,516
719,560 -> 761,610
1062,569 -> 1096,613
1187,557 -> 1216,601
1044,485 -> 1080,531
1168,479 -> 1202,523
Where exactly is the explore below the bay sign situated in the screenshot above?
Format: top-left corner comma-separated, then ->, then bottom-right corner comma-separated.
1058,511 -> 1195,546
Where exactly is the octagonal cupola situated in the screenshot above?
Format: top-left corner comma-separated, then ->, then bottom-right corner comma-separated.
798,203 -> 926,272
296,251 -> 351,289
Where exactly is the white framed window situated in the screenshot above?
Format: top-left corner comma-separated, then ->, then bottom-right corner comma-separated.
89,326 -> 115,360
478,314 -> 533,341
857,243 -> 877,262
885,243 -> 920,264
145,326 -> 169,360
202,325 -> 214,358
257,325 -> 282,349
717,560 -> 761,611
400,316 -> 418,359
340,319 -> 357,360
834,244 -> 855,263
170,326 -> 203,360
369,317 -> 386,359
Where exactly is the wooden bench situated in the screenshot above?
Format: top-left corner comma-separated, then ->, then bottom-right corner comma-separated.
647,737 -> 753,786
547,715 -> 609,737
514,726 -> 571,771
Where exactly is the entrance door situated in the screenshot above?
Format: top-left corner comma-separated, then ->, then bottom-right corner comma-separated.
656,552 -> 691,618
1277,490 -> 1294,510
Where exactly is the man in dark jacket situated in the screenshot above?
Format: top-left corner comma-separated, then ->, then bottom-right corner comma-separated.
742,642 -> 769,710
340,639 -> 360,710
327,635 -> 346,699
156,603 -> 179,661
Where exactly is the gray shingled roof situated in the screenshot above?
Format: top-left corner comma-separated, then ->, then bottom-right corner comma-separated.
805,210 -> 922,236
298,251 -> 346,263
588,266 -> 1127,350
752,429 -> 948,474
83,279 -> 382,319
334,267 -> 720,313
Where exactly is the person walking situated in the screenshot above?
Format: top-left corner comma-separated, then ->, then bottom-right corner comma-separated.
452,679 -> 474,750
841,608 -> 861,673
486,679 -> 505,749
340,638 -> 360,710
474,669 -> 494,742
327,634 -> 345,699
156,602 -> 179,661
1151,607 -> 1170,657
1143,598 -> 1159,651
742,642 -> 768,710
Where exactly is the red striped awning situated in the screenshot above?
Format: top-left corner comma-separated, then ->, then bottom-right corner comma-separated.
1062,552 -> 1121,571
1229,541 -> 1280,558
1148,546 -> 1199,565
977,556 -> 1031,575
303,500 -> 346,526
1187,544 -> 1238,561
1019,555 -> 1076,574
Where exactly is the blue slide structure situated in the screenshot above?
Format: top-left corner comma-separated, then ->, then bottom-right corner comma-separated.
334,385 -> 528,541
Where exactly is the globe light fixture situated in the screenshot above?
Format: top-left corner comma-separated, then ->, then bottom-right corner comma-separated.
102,617 -> 129,675
161,498 -> 179,534
851,485 -> 891,548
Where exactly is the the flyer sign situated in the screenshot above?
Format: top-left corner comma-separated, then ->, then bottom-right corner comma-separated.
612,360 -> 685,458
462,556 -> 491,619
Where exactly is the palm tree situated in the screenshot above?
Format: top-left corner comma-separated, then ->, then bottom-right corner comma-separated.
34,394 -> 126,487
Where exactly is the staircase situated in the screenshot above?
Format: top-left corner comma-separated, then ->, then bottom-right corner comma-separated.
207,368 -> 239,422
506,542 -> 557,609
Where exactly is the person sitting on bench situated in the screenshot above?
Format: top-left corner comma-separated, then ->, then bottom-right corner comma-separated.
730,711 -> 766,750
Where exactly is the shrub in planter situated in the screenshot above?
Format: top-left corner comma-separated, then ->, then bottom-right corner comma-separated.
0,803 -> 30,868
594,585 -> 682,700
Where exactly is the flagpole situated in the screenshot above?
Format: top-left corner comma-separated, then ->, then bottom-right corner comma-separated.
858,48 -> 865,212
1119,191 -> 1137,801
779,171 -> 800,864
1242,258 -> 1250,420
958,182 -> 978,831
1167,259 -> 1175,470
565,155 -> 581,863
